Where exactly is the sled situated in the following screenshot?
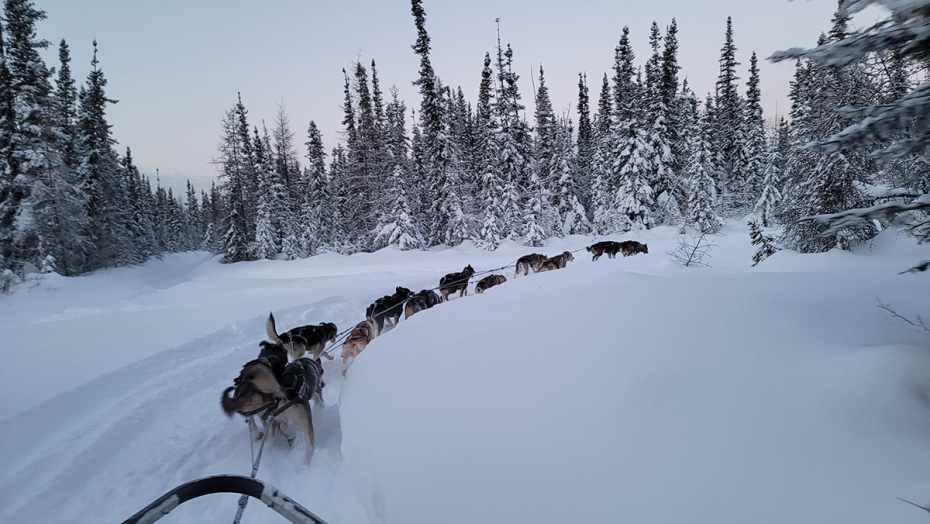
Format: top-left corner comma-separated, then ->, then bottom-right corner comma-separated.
121,474 -> 328,524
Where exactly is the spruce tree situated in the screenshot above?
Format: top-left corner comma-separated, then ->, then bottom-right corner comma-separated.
713,16 -> 743,203
575,73 -> 593,209
2,0 -> 57,270
374,90 -> 423,250
534,65 -> 556,185
687,96 -> 723,234
77,41 -> 133,269
232,93 -> 257,239
554,117 -> 590,235
55,40 -> 78,170
475,52 -> 504,249
749,219 -> 778,267
738,51 -> 767,206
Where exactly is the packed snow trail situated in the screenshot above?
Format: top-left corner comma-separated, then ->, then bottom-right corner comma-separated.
1,223 -> 930,523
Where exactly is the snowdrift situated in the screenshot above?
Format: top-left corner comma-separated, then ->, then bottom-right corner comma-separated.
341,238 -> 930,523
1,223 -> 929,523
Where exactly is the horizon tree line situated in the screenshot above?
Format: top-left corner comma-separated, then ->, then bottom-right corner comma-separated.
1,0 -> 924,281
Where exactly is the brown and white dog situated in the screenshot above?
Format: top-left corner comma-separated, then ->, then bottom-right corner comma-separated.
619,240 -> 649,257
404,289 -> 442,319
475,274 -> 507,294
537,251 -> 575,272
341,319 -> 379,374
514,254 -> 547,277
266,313 -> 337,361
221,352 -> 322,463
587,241 -> 622,261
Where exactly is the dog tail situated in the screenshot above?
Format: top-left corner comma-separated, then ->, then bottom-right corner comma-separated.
266,313 -> 284,346
221,387 -> 238,416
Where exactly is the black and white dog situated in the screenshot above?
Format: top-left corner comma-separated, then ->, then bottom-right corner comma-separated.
439,265 -> 475,301
366,287 -> 415,332
266,313 -> 337,361
404,289 -> 442,319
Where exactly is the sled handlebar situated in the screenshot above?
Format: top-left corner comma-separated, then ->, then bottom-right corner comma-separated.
121,474 -> 328,524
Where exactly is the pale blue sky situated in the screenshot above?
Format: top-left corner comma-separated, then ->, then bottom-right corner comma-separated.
38,0 -> 844,196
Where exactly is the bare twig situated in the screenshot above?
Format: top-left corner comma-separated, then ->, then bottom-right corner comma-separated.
898,497 -> 930,513
877,300 -> 930,335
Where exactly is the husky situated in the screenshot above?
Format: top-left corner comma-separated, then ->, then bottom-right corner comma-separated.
266,313 -> 337,361
221,355 -> 323,463
366,287 -> 415,332
537,251 -> 575,272
439,265 -> 475,301
341,319 -> 379,374
475,274 -> 507,294
404,289 -> 442,319
514,253 -> 547,277
586,241 -> 622,261
619,240 -> 649,257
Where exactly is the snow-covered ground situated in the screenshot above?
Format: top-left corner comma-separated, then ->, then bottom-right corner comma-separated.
1,221 -> 929,523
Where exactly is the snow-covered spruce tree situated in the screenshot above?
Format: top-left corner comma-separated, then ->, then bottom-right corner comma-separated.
217,108 -> 252,263
776,29 -> 874,251
554,117 -> 591,235
280,226 -> 302,260
328,145 -> 354,254
353,61 -> 382,240
753,138 -> 783,228
609,29 -> 655,232
29,38 -> 91,275
409,0 -> 446,244
532,65 -> 559,237
590,73 -> 617,234
475,52 -> 504,250
748,218 -> 778,267
534,65 -> 556,188
657,19 -> 688,222
738,51 -> 767,206
613,128 -> 656,231
0,16 -> 12,273
122,148 -> 157,260
492,39 -> 532,241
271,105 -> 301,212
687,95 -> 723,234
641,22 -> 674,222
298,120 -> 327,255
433,88 -> 470,246
1,0 -> 60,271
337,69 -> 368,250
771,0 -> 930,249
77,41 -> 134,269
575,73 -> 594,210
232,93 -> 257,240
254,125 -> 288,259
713,16 -> 743,206
373,89 -> 423,250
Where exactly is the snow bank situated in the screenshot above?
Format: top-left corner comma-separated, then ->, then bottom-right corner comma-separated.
1,222 -> 929,523
341,232 -> 930,523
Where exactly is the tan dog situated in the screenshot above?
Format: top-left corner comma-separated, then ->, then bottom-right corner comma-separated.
475,274 -> 507,293
341,319 -> 379,374
537,251 -> 575,272
220,358 -> 316,463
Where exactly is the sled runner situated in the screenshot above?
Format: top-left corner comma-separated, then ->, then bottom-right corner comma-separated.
121,474 -> 328,524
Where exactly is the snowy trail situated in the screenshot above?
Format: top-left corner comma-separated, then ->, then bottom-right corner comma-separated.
1,224 -> 930,523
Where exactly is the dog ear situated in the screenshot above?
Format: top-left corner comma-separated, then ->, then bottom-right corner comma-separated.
266,313 -> 284,345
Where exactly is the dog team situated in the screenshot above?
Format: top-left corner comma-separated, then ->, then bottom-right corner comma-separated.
220,239 -> 648,463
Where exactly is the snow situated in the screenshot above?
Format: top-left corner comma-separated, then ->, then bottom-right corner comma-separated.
1,221 -> 929,523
